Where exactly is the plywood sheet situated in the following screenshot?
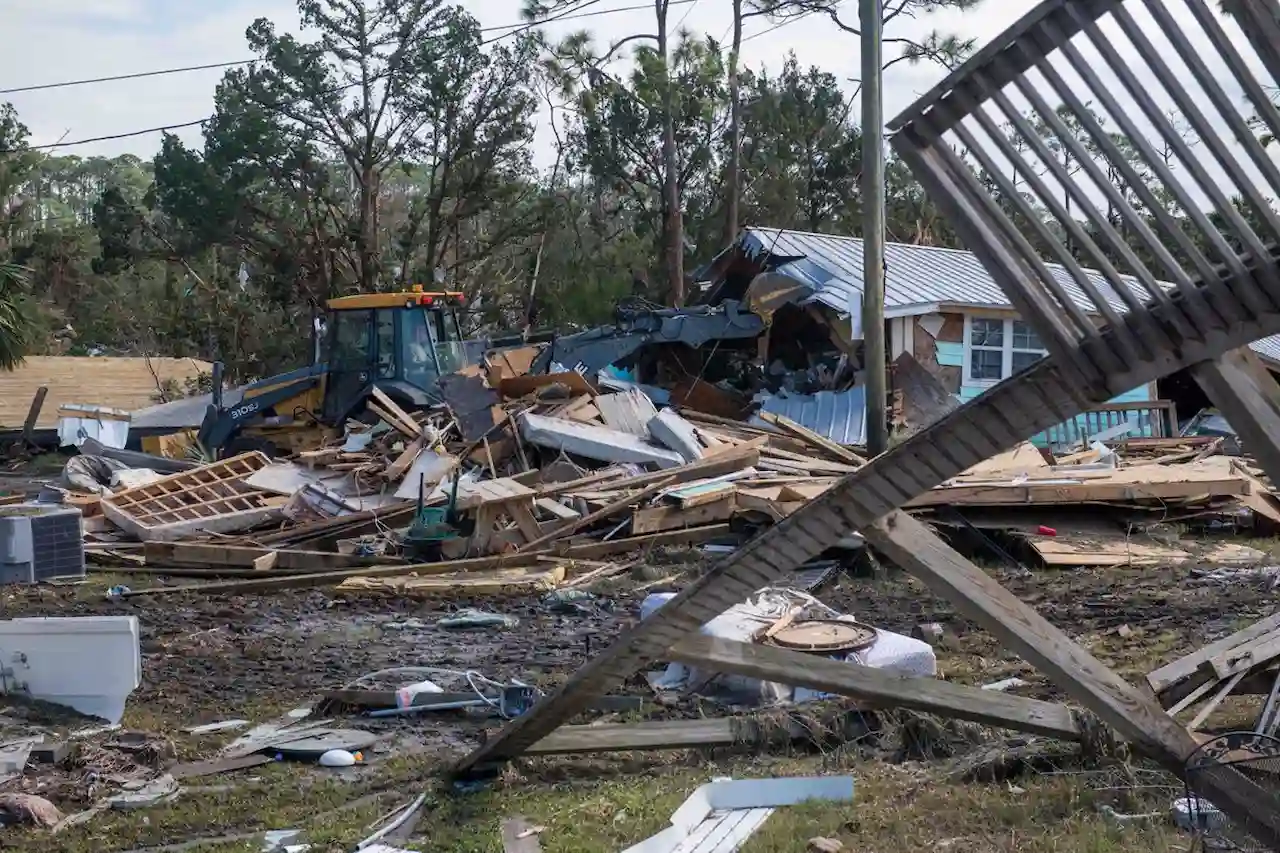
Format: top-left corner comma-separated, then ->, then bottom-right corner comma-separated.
0,356 -> 212,429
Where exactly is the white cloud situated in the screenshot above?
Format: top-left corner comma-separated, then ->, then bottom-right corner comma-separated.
1,0 -> 1027,160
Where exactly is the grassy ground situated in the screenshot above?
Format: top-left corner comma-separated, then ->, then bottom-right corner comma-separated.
8,551 -> 1273,851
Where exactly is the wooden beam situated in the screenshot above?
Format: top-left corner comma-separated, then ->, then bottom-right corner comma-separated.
143,542 -> 404,570
123,526 -> 735,597
1190,349 -> 1280,499
21,386 -> 47,446
667,635 -> 1081,741
756,411 -> 867,467
864,510 -> 1280,838
1147,611 -> 1280,697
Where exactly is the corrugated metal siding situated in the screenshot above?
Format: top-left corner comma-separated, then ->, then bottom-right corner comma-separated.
749,386 -> 867,445
739,227 -> 1152,316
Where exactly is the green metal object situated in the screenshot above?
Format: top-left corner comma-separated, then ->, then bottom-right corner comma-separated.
402,470 -> 462,561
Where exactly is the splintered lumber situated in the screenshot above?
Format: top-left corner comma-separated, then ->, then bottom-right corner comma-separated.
756,411 -> 867,467
517,476 -> 677,551
143,542 -> 405,570
120,526 -> 734,597
337,565 -> 566,597
904,459 -> 1250,508
1147,612 -> 1280,698
370,387 -> 424,438
632,496 -> 737,534
668,635 -> 1082,741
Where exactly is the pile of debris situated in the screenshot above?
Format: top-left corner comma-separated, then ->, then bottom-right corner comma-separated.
8,348 -> 1271,596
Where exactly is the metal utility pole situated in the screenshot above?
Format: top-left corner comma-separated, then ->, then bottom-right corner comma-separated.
861,0 -> 888,456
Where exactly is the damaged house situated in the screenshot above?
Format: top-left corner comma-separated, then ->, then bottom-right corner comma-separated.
697,227 -> 1280,447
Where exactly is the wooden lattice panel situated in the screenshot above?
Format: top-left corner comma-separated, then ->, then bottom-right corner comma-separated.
101,452 -> 286,542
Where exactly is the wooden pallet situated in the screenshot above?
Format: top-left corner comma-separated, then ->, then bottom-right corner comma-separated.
101,452 -> 286,541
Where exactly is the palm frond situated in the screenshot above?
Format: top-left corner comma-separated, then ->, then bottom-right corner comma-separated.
0,262 -> 40,371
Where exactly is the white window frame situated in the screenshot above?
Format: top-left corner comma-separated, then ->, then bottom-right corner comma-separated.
961,315 -> 1048,387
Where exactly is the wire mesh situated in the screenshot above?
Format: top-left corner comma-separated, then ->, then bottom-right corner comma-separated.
1185,732 -> 1280,851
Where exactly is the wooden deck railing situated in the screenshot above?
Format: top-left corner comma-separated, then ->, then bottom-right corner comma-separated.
1037,400 -> 1178,450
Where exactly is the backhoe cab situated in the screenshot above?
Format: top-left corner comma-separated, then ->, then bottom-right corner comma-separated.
197,286 -> 471,457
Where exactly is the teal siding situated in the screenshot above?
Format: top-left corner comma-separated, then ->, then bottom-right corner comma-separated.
935,341 -> 964,367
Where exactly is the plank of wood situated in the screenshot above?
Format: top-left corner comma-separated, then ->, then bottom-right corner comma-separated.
904,469 -> 1249,507
169,754 -> 273,780
1147,612 -> 1280,695
370,387 -> 424,437
144,542 -> 404,570
632,496 -> 737,534
518,476 -> 677,551
756,411 -> 867,466
668,635 -> 1081,741
384,437 -> 426,482
1187,670 -> 1249,731
1199,632 -> 1280,681
525,719 -> 750,754
124,527 -> 735,597
1190,350 -> 1280,516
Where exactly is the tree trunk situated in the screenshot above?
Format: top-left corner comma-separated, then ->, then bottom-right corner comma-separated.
357,163 -> 379,291
657,0 -> 685,307
723,0 -> 744,249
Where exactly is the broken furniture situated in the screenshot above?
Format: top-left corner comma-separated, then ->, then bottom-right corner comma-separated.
457,478 -> 544,556
101,452 -> 285,541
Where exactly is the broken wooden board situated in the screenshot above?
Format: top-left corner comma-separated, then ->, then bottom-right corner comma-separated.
1148,611 -> 1280,698
143,542 -> 404,570
632,496 -> 738,534
905,459 -> 1250,508
668,635 -> 1082,741
337,565 -> 567,597
959,442 -> 1050,477
121,526 -> 735,598
1027,536 -> 1268,568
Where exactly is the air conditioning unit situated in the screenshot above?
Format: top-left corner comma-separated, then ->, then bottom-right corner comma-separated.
0,504 -> 85,584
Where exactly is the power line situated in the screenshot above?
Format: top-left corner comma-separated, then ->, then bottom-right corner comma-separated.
2,1 -> 696,97
742,10 -> 815,43
674,0 -> 703,31
0,61 -> 253,96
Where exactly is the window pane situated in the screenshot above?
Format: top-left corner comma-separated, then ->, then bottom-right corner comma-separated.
970,318 -> 1004,347
331,310 -> 371,368
375,309 -> 397,379
1011,350 -> 1044,373
970,348 -> 1003,380
1011,320 -> 1043,351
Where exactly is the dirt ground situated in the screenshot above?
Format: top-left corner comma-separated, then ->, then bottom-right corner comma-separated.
2,542 -> 1278,852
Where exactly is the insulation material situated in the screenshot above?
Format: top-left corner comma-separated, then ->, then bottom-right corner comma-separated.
597,389 -> 660,437
643,588 -> 936,705
519,412 -> 685,468
647,408 -> 705,462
